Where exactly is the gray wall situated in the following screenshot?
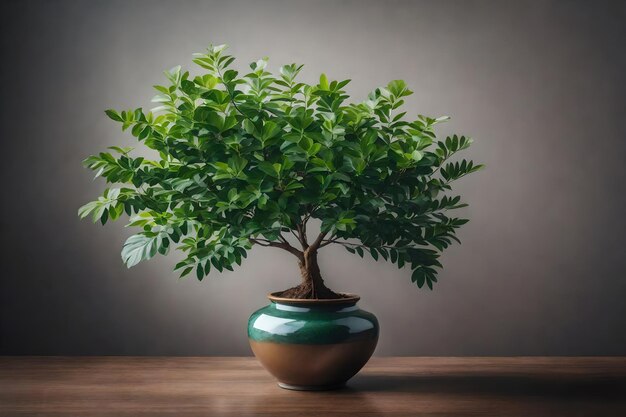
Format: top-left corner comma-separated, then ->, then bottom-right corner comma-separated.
1,0 -> 625,356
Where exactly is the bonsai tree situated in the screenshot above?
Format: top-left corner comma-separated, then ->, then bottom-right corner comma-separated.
79,44 -> 482,299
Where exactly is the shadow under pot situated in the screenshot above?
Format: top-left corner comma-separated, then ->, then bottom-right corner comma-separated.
248,292 -> 379,390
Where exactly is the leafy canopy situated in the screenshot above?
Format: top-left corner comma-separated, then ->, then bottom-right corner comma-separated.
79,44 -> 482,289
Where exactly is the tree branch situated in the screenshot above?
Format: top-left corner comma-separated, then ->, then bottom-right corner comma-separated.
301,215 -> 310,244
250,238 -> 304,260
325,240 -> 409,251
289,229 -> 303,246
319,236 -> 339,248
308,231 -> 328,252
296,223 -> 309,250
249,238 -> 271,247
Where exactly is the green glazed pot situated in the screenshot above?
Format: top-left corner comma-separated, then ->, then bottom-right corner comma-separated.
248,292 -> 379,390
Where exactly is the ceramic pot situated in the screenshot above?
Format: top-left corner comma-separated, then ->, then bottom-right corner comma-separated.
248,292 -> 379,390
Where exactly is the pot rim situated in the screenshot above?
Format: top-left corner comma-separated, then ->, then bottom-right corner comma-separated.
268,292 -> 360,305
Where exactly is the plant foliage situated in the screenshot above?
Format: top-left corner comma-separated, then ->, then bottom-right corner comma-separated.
79,44 -> 482,290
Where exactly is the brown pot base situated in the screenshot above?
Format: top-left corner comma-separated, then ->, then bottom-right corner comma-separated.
250,339 -> 377,388
277,382 -> 346,391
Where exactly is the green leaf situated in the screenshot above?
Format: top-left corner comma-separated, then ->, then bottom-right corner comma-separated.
319,73 -> 329,90
387,80 -> 413,98
121,233 -> 160,268
78,201 -> 99,220
243,119 -> 256,135
411,267 -> 426,288
180,266 -> 193,278
261,120 -> 281,141
105,109 -> 123,122
258,162 -> 279,177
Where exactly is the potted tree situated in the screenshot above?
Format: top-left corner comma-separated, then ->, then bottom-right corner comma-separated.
79,44 -> 482,390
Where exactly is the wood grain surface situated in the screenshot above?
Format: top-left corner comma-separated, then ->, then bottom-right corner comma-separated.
1,357 -> 625,416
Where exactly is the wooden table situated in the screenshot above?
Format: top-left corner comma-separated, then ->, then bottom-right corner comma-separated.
1,357 -> 625,416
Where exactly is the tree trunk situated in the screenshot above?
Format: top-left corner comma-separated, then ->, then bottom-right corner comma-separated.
276,249 -> 343,299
